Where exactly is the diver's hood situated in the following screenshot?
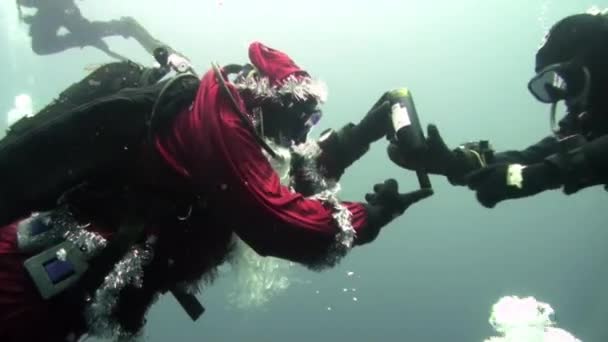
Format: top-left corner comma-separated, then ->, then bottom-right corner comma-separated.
536,13 -> 608,72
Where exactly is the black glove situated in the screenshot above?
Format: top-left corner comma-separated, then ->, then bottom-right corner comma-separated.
352,94 -> 392,144
316,98 -> 391,180
358,179 -> 433,244
387,124 -> 484,184
465,162 -> 562,208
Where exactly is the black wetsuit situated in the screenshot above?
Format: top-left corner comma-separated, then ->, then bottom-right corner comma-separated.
16,0 -> 131,59
488,111 -> 608,192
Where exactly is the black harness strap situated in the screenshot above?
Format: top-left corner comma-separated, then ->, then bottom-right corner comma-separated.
171,287 -> 205,321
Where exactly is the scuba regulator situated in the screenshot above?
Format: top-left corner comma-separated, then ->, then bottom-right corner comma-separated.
153,46 -> 197,76
386,89 -> 433,189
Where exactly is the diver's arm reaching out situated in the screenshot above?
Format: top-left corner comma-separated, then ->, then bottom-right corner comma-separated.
154,70 -> 431,267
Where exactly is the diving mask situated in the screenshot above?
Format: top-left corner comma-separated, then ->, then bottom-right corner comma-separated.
528,60 -> 591,134
528,61 -> 590,105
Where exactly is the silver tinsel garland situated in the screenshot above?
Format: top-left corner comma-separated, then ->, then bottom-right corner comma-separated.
290,140 -> 357,249
84,243 -> 155,341
233,73 -> 328,103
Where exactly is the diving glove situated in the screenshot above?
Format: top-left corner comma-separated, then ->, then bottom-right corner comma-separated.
357,179 -> 433,244
353,93 -> 392,144
467,134 -> 608,208
387,124 -> 491,185
465,162 -> 562,208
316,98 -> 391,180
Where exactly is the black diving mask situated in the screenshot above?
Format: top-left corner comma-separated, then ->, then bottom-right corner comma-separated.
528,60 -> 591,134
528,61 -> 590,105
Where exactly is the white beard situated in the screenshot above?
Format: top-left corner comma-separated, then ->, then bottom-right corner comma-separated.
262,138 -> 294,187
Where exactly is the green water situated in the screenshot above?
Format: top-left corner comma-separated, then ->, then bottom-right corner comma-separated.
1,1 -> 606,341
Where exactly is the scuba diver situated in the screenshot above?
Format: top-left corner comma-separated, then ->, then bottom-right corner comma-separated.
0,41 -> 431,341
387,12 -> 608,208
15,0 -> 163,60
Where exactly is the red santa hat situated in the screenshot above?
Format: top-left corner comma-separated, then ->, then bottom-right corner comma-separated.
235,41 -> 328,103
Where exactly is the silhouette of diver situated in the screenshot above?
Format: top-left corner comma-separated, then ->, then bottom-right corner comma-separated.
16,0 -> 166,60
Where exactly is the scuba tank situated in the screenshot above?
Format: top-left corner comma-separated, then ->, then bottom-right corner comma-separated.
0,47 -> 198,229
387,88 -> 432,189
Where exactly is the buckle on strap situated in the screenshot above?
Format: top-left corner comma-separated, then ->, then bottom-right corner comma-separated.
24,240 -> 89,300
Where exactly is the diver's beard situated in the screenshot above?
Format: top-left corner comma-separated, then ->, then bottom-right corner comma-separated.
262,139 -> 293,185
259,136 -> 337,198
261,137 -> 318,194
